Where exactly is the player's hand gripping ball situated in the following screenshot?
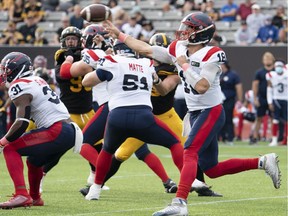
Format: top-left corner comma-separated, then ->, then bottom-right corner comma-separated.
80,4 -> 112,23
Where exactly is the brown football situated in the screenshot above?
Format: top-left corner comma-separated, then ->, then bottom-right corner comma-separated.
80,4 -> 112,23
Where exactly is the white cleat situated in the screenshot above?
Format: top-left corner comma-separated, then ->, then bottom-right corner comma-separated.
268,141 -> 278,147
101,185 -> 110,191
85,184 -> 102,200
191,179 -> 210,192
259,153 -> 281,189
152,198 -> 188,216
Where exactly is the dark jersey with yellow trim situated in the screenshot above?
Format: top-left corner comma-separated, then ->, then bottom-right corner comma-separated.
151,63 -> 178,115
55,48 -> 93,114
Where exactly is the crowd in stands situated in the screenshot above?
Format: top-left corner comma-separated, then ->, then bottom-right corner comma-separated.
0,0 -> 286,46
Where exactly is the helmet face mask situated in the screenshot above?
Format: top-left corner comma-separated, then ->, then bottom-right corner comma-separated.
0,52 -> 33,85
175,12 -> 215,45
82,24 -> 112,50
60,26 -> 82,49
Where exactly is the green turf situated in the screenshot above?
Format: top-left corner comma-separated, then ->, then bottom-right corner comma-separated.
0,141 -> 287,215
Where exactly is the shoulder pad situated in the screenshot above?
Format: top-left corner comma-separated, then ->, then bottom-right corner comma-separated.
54,49 -> 66,62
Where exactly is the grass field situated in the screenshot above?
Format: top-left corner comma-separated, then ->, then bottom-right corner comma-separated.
0,141 -> 287,216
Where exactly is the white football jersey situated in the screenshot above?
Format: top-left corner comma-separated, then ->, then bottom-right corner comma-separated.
168,41 -> 225,111
82,48 -> 109,106
8,76 -> 70,128
266,70 -> 288,101
96,55 -> 155,111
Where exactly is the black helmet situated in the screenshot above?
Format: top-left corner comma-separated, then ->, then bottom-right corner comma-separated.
113,39 -> 135,57
176,12 -> 215,45
60,26 -> 82,49
0,52 -> 33,84
149,33 -> 172,48
82,24 -> 111,49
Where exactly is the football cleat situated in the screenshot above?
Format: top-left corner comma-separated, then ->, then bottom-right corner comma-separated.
80,185 -> 110,197
87,171 -> 95,186
0,194 -> 33,209
163,179 -> 178,193
85,184 -> 102,200
259,153 -> 281,189
32,198 -> 44,206
196,187 -> 223,197
152,198 -> 188,216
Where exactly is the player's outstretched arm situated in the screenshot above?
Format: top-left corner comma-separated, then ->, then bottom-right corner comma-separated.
82,71 -> 102,87
104,20 -> 153,58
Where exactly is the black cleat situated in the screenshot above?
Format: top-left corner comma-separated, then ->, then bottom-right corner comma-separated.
163,179 -> 178,193
79,186 -> 90,197
196,187 -> 223,197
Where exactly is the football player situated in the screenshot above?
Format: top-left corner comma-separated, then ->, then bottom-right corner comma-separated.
80,40 -> 184,201
104,12 -> 281,216
40,26 -> 95,192
0,52 -> 82,209
266,60 -> 288,146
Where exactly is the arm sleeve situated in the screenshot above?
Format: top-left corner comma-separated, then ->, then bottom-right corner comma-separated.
267,86 -> 273,104
200,63 -> 221,85
151,46 -> 173,64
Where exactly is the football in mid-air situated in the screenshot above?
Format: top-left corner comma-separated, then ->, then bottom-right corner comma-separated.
80,4 -> 112,23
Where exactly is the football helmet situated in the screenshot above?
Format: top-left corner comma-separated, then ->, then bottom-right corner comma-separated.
113,40 -> 135,57
175,12 -> 215,45
0,52 -> 33,84
60,26 -> 82,49
82,24 -> 112,49
149,33 -> 172,48
33,55 -> 47,69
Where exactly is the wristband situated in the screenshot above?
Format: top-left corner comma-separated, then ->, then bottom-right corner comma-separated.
0,137 -> 9,146
154,78 -> 162,85
118,32 -> 129,42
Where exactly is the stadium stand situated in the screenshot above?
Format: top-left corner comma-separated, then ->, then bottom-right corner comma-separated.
0,0 -> 286,46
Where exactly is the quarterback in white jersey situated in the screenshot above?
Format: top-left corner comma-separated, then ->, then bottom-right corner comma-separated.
266,60 -> 288,146
0,52 -> 82,209
81,40 -> 184,201
104,11 -> 281,216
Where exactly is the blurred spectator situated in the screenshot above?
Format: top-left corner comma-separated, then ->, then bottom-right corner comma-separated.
209,32 -> 227,46
30,27 -> 49,46
219,0 -> 238,22
58,0 -> 78,13
121,14 -> 143,39
130,6 -> 147,26
18,14 -> 39,43
107,0 -> 128,29
33,55 -> 58,92
0,0 -> 13,11
8,0 -> 24,23
162,0 -> 197,13
41,0 -> 60,12
234,20 -> 254,45
272,4 -> 286,29
22,0 -> 46,23
140,20 -> 156,43
237,0 -> 253,21
246,4 -> 265,42
53,15 -> 70,44
278,16 -> 288,43
219,61 -> 243,145
69,4 -> 84,29
202,0 -> 219,21
256,15 -> 278,45
0,21 -> 24,45
251,52 -> 275,144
